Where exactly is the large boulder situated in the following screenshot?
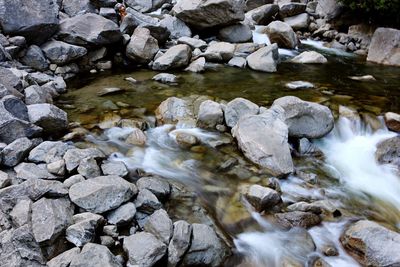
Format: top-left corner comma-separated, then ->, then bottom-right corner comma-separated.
70,243 -> 122,267
152,44 -> 191,70
182,223 -> 229,267
291,51 -> 328,64
203,42 -> 236,62
27,104 -> 68,134
284,13 -> 310,31
341,220 -> 400,266
69,175 -> 137,213
375,136 -> 400,169
41,40 -> 87,65
0,0 -> 59,44
246,43 -> 279,72
173,0 -> 245,29
245,4 -> 279,25
0,96 -> 42,144
232,107 -> 294,176
244,184 -> 281,212
159,15 -> 192,39
218,24 -> 253,43
224,97 -> 259,128
197,100 -> 224,129
316,0 -> 342,20
280,3 -> 306,17
272,96 -> 334,138
57,13 -> 122,46
126,27 -> 159,64
21,45 -> 49,71
155,97 -> 193,125
367,27 -> 400,67
265,21 -> 298,49
63,0 -> 97,17
144,209 -> 173,244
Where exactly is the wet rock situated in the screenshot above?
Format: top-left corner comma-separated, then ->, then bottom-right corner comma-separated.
0,0 -> 59,44
126,27 -> 159,64
272,96 -> 334,138
107,202 -> 136,226
155,97 -> 193,125
123,232 -> 167,267
97,87 -> 125,97
32,197 -> 74,244
24,85 -> 53,105
0,96 -> 42,144
178,37 -> 207,50
265,21 -> 298,49
14,162 -> 57,180
125,127 -> 147,146
285,81 -> 314,90
63,148 -> 104,171
58,13 -> 122,46
245,4 -> 279,25
228,57 -> 247,68
47,247 -> 80,267
136,176 -> 171,201
153,73 -> 178,84
307,254 -> 332,267
69,175 -> 137,213
280,3 -> 307,17
197,100 -> 224,129
203,41 -> 235,62
125,0 -> 167,13
21,45 -> 49,71
348,75 -> 376,82
159,15 -> 192,39
375,136 -> 400,169
0,225 -> 46,267
41,40 -> 87,65
1,137 -> 33,167
224,97 -> 259,128
185,57 -> 206,73
275,211 -> 321,228
70,243 -> 122,267
77,157 -> 101,178
246,43 -> 279,72
287,201 -> 322,214
66,213 -> 104,247
134,189 -> 162,214
100,235 -> 114,247
101,161 -> 128,177
284,13 -> 310,31
27,104 -> 68,134
232,107 -> 294,176
219,24 -> 253,43
245,184 -> 281,212
291,51 -> 328,64
153,44 -> 192,70
384,112 -> 400,132
173,0 -> 245,30
144,209 -> 173,244
10,199 -> 32,228
29,141 -> 70,164
340,220 -> 400,266
168,220 -> 192,267
182,223 -> 229,267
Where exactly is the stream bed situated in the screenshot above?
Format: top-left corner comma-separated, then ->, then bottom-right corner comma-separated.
59,47 -> 400,266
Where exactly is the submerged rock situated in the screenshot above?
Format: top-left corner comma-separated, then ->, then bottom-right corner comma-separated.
153,73 -> 178,84
341,220 -> 400,266
155,97 -> 193,125
275,211 -> 321,228
244,184 -> 281,212
375,136 -> 400,169
291,51 -> 328,64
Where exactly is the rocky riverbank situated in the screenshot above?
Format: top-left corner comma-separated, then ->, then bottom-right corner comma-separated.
0,0 -> 400,266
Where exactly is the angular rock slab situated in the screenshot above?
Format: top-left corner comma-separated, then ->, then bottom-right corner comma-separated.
143,209 -> 173,244
70,243 -> 122,267
367,27 -> 400,67
152,44 -> 191,71
246,43 -> 279,72
168,220 -> 192,267
69,175 -> 137,213
27,104 -> 68,134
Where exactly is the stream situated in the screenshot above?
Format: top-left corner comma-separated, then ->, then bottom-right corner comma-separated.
59,42 -> 400,266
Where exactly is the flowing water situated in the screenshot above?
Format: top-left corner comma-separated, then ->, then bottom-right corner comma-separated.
59,45 -> 400,266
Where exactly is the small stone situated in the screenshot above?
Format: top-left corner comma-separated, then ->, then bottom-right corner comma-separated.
77,157 -> 101,178
66,212 -> 104,247
103,225 -> 119,238
63,174 -> 85,188
101,161 -> 128,177
47,159 -> 66,175
107,202 -> 136,226
125,128 -> 147,146
244,184 -> 281,212
136,176 -> 171,201
153,73 -> 178,84
1,137 -> 33,167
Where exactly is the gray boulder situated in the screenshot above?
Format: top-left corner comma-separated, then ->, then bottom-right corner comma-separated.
341,220 -> 400,266
136,176 -> 171,201
203,41 -> 235,62
47,247 -> 81,267
275,211 -> 321,228
10,199 -> 32,228
66,213 -> 104,247
291,51 -> 328,64
228,56 -> 247,68
280,3 -> 306,17
125,0 -> 167,13
41,40 -> 87,65
155,97 -> 193,125
0,0 -> 59,44
126,27 -> 159,64
58,13 -> 122,46
77,157 -> 101,178
21,45 -> 49,71
134,189 -> 162,214
153,73 -> 178,84
144,209 -> 173,244
246,43 -> 279,72
284,13 -> 310,31
244,184 -> 281,211
63,148 -> 104,171
218,24 -> 253,43
197,100 -> 224,129
27,104 -> 68,134
272,96 -> 334,138
123,232 -> 167,267
178,37 -> 207,50
367,27 -> 400,66
32,197 -> 74,244
182,223 -> 229,267
375,136 -> 400,169
101,161 -> 128,177
70,243 -> 122,267
69,175 -> 137,213
1,137 -> 33,167
316,0 -> 342,20
63,0 -> 97,17
245,4 -> 279,25
224,97 -> 259,128
107,202 -> 136,226
265,21 -> 298,49
173,0 -> 245,29
153,44 -> 191,70
159,15 -> 192,39
29,141 -> 70,163
168,220 -> 192,267
185,57 -> 206,73
14,162 -> 57,180
232,107 -> 294,176
24,85 -> 53,105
